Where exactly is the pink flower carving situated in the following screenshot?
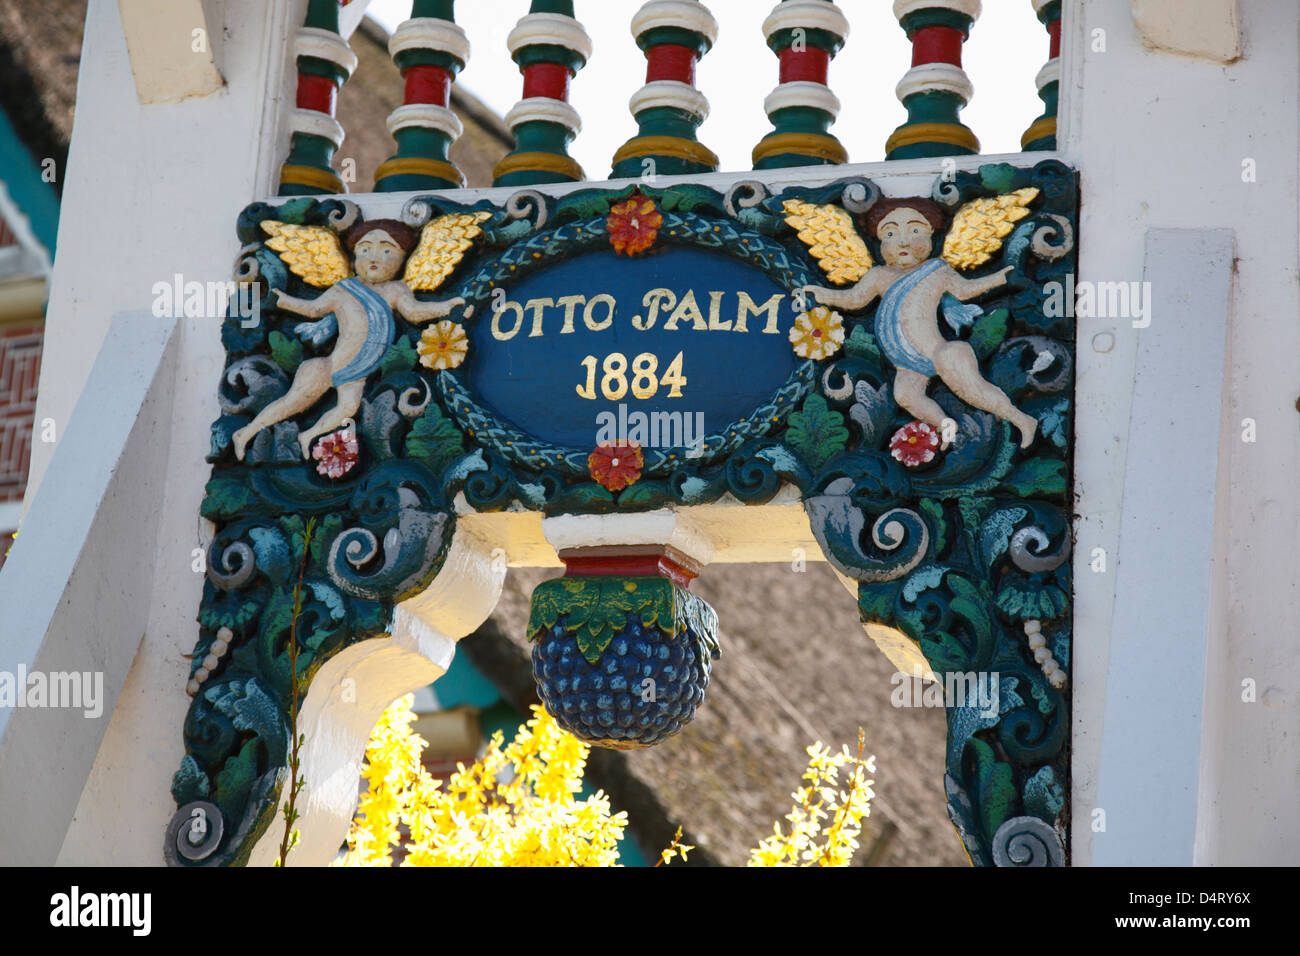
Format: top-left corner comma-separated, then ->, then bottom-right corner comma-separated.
889,421 -> 941,468
313,428 -> 359,478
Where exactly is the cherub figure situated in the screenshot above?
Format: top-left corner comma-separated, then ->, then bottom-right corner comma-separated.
232,211 -> 489,460
789,191 -> 1039,449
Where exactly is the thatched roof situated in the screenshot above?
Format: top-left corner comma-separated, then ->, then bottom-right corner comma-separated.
0,0 -> 85,195
0,2 -> 510,196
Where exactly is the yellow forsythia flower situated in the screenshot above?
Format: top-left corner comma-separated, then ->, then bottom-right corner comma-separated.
335,696 -> 627,867
336,696 -> 876,868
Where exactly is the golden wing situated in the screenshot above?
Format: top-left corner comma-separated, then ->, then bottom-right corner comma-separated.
403,211 -> 492,292
782,199 -> 873,285
941,187 -> 1040,271
260,221 -> 351,288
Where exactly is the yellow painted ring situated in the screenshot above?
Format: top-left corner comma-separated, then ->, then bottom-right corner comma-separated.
374,156 -> 466,188
752,132 -> 848,167
885,122 -> 980,155
611,135 -> 720,171
491,150 -> 585,183
278,163 -> 344,194
1020,116 -> 1058,148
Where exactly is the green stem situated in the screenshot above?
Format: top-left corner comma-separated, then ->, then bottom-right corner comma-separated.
276,516 -> 317,867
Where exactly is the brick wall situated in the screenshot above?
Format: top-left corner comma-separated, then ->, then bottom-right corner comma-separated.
0,321 -> 42,509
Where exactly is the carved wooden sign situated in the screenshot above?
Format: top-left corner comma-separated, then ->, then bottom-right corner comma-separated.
468,242 -> 796,450
169,161 -> 1077,867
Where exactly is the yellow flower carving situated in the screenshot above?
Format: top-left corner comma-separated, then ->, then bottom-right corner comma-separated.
789,305 -> 845,361
417,320 -> 469,370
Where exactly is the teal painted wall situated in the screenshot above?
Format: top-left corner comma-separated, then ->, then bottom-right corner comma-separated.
0,107 -> 60,257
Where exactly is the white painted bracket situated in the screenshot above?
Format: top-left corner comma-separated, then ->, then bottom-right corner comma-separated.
0,312 -> 180,864
542,509 -> 717,567
246,524 -> 506,866
1130,0 -> 1241,63
117,0 -> 225,104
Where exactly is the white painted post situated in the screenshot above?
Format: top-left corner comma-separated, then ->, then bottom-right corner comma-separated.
1091,229 -> 1233,866
0,312 -> 179,863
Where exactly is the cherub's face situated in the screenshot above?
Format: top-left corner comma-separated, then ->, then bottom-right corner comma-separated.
876,208 -> 935,268
353,229 -> 405,282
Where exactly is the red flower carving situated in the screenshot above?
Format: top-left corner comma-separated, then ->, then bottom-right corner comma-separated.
606,194 -> 662,256
588,441 -> 644,491
313,427 -> 359,478
889,421 -> 940,468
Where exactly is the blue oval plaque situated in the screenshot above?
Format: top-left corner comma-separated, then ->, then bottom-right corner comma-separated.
465,245 -> 795,450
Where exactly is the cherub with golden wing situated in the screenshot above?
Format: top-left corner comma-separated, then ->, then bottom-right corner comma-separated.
232,211 -> 489,460
791,189 -> 1040,448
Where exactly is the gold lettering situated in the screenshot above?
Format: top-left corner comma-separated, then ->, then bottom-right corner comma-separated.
555,294 -> 585,334
491,300 -> 525,340
525,297 -> 554,337
584,293 -> 616,331
736,291 -> 785,333
636,288 -> 676,331
706,290 -> 731,330
665,289 -> 707,331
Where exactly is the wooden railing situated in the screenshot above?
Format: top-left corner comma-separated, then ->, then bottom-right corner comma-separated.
277,0 -> 1063,197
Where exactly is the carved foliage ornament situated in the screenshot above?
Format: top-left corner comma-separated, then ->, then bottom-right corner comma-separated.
169,161 -> 1076,867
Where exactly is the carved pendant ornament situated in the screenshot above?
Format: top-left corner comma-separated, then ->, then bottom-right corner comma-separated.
168,160 -> 1077,867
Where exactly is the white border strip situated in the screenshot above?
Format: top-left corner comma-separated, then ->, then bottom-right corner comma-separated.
895,62 -> 973,105
762,0 -> 849,41
389,17 -> 471,64
504,97 -> 582,135
631,0 -> 719,46
288,108 -> 344,148
893,0 -> 981,20
295,26 -> 358,76
629,79 -> 710,121
764,81 -> 841,119
386,103 -> 464,140
507,12 -> 593,61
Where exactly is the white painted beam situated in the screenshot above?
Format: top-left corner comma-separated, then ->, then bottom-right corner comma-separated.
1091,229 -> 1234,866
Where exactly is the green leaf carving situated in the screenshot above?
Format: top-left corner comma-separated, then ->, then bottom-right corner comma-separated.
275,197 -> 315,224
996,583 -> 1070,620
1001,458 -> 1066,497
527,577 -> 677,664
1038,397 -> 1070,449
309,514 -> 343,566
979,163 -> 1020,195
379,337 -> 417,377
843,325 -> 880,361
1023,766 -> 1064,825
268,330 -> 303,373
919,498 -> 947,555
969,737 -> 1016,843
785,394 -> 849,469
404,403 -> 465,478
201,475 -> 254,521
213,738 -> 261,820
968,308 -> 1009,360
948,575 -> 993,642
858,581 -> 901,626
171,754 -> 211,805
920,629 -> 969,675
199,596 -> 261,633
